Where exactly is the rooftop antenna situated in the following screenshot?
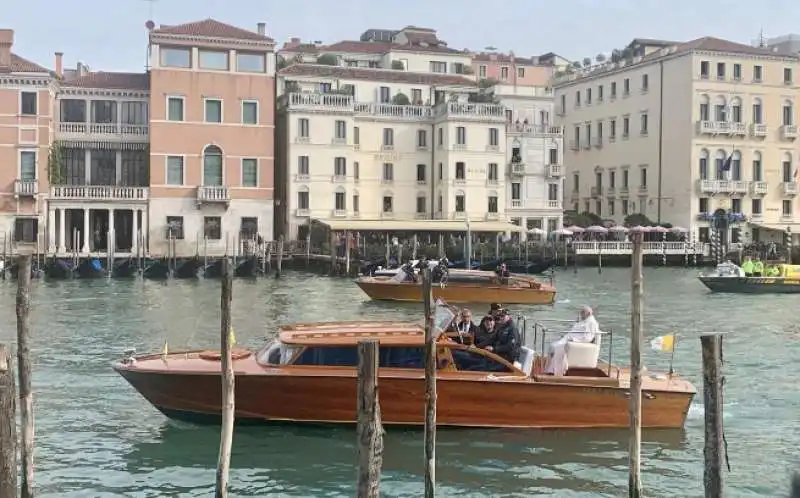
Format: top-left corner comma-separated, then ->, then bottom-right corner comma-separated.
758,28 -> 766,48
143,0 -> 157,70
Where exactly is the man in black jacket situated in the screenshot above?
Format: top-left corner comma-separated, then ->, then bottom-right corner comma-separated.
484,309 -> 521,364
448,308 -> 478,345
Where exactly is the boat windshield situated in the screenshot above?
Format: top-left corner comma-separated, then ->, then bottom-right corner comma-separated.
256,339 -> 301,366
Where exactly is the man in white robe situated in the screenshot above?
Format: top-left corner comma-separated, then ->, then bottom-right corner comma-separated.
545,306 -> 600,376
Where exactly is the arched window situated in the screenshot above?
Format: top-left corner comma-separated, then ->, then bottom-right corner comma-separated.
752,151 -> 763,182
511,139 -> 522,162
730,97 -> 742,123
783,99 -> 794,126
203,145 -> 223,186
731,150 -> 742,180
699,149 -> 709,180
713,96 -> 727,122
455,189 -> 466,213
752,97 -> 763,124
715,149 -> 727,180
698,94 -> 710,121
783,152 -> 793,183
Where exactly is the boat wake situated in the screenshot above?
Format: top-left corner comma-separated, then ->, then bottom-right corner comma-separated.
557,298 -> 571,304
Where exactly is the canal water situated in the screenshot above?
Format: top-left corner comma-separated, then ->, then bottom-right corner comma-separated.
0,268 -> 794,497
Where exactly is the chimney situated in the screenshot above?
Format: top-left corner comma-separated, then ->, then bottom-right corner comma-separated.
76,61 -> 89,77
54,52 -> 63,77
257,23 -> 266,36
0,29 -> 13,70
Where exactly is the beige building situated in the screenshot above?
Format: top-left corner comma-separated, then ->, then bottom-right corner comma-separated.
554,37 -> 800,244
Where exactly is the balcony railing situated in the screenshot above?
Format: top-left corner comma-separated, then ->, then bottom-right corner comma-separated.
547,164 -> 562,177
781,124 -> 798,139
750,123 -> 767,137
511,200 -> 522,208
505,123 -> 563,136
509,161 -> 525,176
56,122 -> 149,141
14,179 -> 38,197
546,200 -> 560,209
697,121 -> 733,135
280,93 -> 506,122
590,186 -> 602,197
49,185 -> 148,201
197,186 -> 230,204
751,181 -> 768,195
782,182 -> 798,196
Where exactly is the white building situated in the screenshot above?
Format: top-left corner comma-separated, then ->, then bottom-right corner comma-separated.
274,64 -> 508,239
493,84 -> 564,233
553,37 -> 800,244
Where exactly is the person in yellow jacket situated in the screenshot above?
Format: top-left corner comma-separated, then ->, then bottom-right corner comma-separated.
741,256 -> 754,277
752,258 -> 765,277
766,265 -> 781,277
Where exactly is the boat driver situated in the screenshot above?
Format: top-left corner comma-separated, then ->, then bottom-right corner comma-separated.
480,308 -> 521,364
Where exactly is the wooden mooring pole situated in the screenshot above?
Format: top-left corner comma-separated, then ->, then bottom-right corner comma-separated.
421,268 -> 437,497
790,473 -> 800,498
701,333 -> 724,498
0,344 -> 17,498
356,340 -> 383,497
16,255 -> 34,498
629,233 -> 644,498
215,257 -> 235,498
275,235 -> 284,278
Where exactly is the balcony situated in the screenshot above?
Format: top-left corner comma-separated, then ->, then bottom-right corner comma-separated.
547,200 -> 560,209
751,213 -> 764,223
729,122 -> 747,136
295,208 -> 310,217
750,123 -> 767,137
49,185 -> 149,202
56,122 -> 149,143
281,92 -> 354,112
453,211 -> 467,219
782,182 -> 798,196
14,179 -> 38,197
505,123 -> 564,137
451,178 -> 466,186
433,102 -> 506,123
590,186 -> 602,197
618,186 -> 630,196
294,173 -> 310,182
197,186 -> 230,205
509,161 -> 525,176
637,185 -> 648,195
485,178 -> 499,187
606,186 -> 616,196
331,209 -> 347,217
511,199 -> 522,208
354,102 -> 433,121
698,179 -> 748,194
751,181 -> 768,196
547,163 -> 562,177
781,125 -> 798,139
696,121 -> 732,135
485,212 -> 500,220
331,175 -> 347,183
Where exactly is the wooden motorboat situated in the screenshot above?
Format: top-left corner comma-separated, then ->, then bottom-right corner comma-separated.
355,269 -> 556,304
698,262 -> 800,293
112,320 -> 695,429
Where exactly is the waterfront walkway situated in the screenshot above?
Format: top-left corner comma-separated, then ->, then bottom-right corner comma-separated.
572,241 -> 710,256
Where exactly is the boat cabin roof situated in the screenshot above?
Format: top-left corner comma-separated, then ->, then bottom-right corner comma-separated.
279,321 -> 426,346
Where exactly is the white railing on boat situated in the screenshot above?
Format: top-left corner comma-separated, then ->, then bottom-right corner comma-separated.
572,241 -> 709,256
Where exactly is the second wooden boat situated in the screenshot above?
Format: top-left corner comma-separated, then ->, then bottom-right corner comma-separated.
355,269 -> 556,304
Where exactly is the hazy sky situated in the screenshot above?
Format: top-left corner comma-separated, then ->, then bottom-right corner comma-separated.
6,0 -> 800,73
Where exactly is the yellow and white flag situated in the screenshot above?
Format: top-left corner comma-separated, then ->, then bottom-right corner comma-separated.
650,334 -> 675,352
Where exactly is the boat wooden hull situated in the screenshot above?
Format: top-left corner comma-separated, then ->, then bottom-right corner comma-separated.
355,279 -> 556,304
114,365 -> 692,429
698,276 -> 800,294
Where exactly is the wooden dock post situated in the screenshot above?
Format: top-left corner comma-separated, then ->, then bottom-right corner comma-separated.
330,230 -> 338,275
275,235 -> 284,278
215,257 -> 235,498
0,344 -> 17,498
701,333 -> 724,498
790,473 -> 800,498
421,268 -> 437,498
356,340 -> 383,497
345,230 -> 352,277
628,232 -> 644,498
16,255 -> 34,498
305,234 -> 311,268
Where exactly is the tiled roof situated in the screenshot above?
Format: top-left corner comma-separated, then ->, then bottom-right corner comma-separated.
675,36 -> 790,57
61,72 -> 150,90
280,43 -> 320,54
279,63 -> 477,87
391,43 -> 464,55
152,18 -> 273,42
323,40 -> 394,54
2,53 -> 50,74
472,53 -> 540,65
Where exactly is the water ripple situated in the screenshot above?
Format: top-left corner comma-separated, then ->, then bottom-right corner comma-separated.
0,268 -> 794,496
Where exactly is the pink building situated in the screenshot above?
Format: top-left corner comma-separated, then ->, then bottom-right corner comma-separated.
0,19 -> 276,259
471,52 -> 555,87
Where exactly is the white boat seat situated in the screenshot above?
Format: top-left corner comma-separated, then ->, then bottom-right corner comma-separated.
565,333 -> 602,370
513,346 -> 535,376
